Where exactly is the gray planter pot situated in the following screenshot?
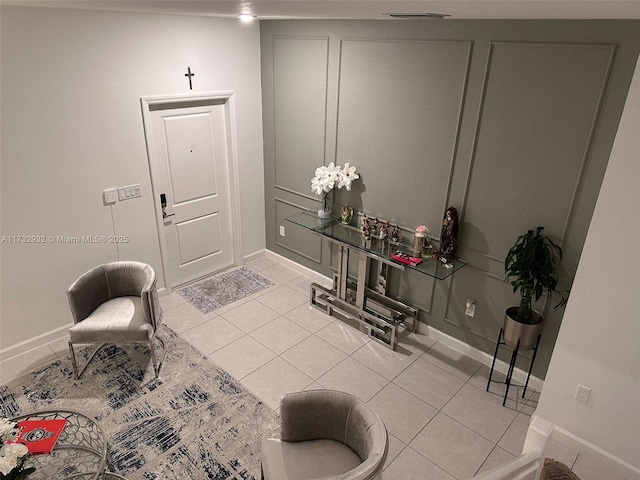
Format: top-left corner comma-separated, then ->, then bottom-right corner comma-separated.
503,307 -> 543,351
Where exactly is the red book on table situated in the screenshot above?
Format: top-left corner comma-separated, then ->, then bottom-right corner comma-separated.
13,419 -> 67,454
390,252 -> 423,267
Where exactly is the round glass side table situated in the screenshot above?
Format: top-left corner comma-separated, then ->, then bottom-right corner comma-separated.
11,409 -> 125,480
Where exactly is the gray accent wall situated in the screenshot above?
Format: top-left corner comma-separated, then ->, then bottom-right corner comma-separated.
260,20 -> 640,378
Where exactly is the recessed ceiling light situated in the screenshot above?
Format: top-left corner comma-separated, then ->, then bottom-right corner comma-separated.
387,13 -> 451,19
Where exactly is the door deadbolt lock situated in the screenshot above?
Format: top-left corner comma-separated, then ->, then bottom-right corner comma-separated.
160,193 -> 175,219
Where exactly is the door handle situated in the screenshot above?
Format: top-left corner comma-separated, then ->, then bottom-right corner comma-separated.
160,193 -> 175,219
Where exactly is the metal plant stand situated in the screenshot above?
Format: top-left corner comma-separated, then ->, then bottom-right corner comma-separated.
486,327 -> 541,406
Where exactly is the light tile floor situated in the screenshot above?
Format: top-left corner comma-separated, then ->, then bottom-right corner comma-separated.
0,257 -> 630,480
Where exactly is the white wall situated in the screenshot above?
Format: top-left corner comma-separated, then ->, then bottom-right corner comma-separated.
536,55 -> 640,468
0,6 -> 265,350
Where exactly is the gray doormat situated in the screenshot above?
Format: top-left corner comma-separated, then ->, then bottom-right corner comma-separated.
0,326 -> 279,480
178,267 -> 273,314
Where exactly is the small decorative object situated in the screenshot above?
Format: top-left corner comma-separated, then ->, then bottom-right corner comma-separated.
413,225 -> 428,257
184,66 -> 195,90
371,218 -> 379,237
12,420 -> 67,455
311,162 -> 360,219
360,215 -> 372,240
340,206 -> 353,225
423,237 -> 434,256
379,221 -> 389,240
391,250 -> 423,267
437,207 -> 459,263
391,225 -> 400,243
0,418 -> 35,480
540,458 -> 581,480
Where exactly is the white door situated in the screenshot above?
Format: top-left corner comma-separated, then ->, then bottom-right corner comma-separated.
149,102 -> 234,288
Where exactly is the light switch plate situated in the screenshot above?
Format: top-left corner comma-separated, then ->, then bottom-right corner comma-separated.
118,184 -> 142,201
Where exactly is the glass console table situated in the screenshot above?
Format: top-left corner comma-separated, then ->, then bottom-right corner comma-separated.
286,211 -> 467,350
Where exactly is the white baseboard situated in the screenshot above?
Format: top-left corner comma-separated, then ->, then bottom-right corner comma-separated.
419,323 -> 545,393
243,248 -> 268,265
527,415 -> 640,480
262,249 -> 333,288
549,422 -> 640,480
0,323 -> 72,362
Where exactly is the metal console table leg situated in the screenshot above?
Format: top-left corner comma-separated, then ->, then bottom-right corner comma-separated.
486,328 -> 541,407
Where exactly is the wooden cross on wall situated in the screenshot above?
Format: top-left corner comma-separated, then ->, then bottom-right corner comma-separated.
185,66 -> 195,90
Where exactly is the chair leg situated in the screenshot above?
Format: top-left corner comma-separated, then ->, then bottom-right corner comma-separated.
69,342 -> 106,379
149,341 -> 159,378
150,335 -> 166,378
68,342 -> 80,380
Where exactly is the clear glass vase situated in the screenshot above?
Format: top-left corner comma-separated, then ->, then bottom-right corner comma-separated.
317,191 -> 332,219
413,234 -> 424,257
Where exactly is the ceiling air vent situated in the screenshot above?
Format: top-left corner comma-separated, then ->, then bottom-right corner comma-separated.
388,13 -> 451,19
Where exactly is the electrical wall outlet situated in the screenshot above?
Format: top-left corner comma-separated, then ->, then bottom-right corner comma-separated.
279,225 -> 285,237
465,299 -> 476,317
575,384 -> 591,403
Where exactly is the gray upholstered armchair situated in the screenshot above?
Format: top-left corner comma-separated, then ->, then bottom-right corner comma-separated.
261,389 -> 388,480
66,261 -> 165,379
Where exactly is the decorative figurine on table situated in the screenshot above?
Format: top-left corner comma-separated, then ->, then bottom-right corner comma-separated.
423,237 -> 434,257
360,215 -> 369,233
361,215 -> 372,240
341,206 -> 353,225
379,221 -> 389,240
437,206 -> 459,263
391,225 -> 400,243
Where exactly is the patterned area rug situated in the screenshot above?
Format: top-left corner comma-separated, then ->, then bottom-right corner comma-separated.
0,326 -> 279,480
178,267 -> 273,314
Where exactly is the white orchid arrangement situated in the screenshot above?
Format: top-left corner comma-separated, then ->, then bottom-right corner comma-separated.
311,162 -> 360,195
0,418 -> 33,480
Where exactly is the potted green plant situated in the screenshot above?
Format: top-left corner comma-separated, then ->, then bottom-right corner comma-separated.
503,226 -> 564,350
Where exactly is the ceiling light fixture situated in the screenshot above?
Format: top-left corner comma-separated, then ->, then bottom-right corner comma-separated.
239,13 -> 257,22
388,13 -> 451,19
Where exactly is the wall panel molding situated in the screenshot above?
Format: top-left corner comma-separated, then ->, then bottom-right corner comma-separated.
335,38 -> 472,229
460,40 -> 617,260
274,184 -> 318,202
274,197 -> 323,264
272,36 -> 330,194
